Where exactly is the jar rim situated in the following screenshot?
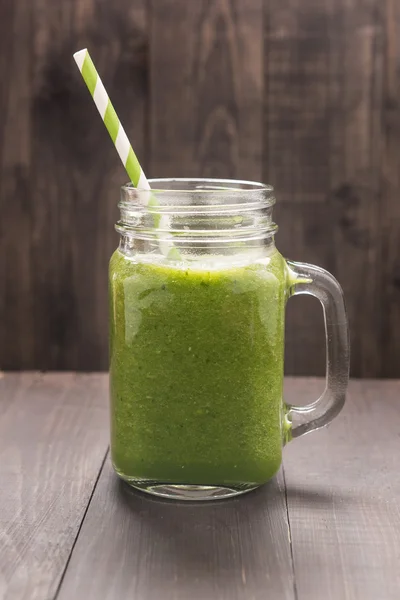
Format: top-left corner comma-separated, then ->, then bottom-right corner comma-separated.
121,177 -> 273,195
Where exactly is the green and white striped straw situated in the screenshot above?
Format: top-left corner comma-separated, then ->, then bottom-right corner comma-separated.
73,48 -> 150,191
73,48 -> 180,259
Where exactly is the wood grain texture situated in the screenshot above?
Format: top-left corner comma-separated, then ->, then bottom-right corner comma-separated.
56,464 -> 295,600
1,0 -> 400,377
0,0 -> 148,370
264,0 -> 332,375
265,0 -> 388,377
0,372 -> 109,600
284,378 -> 400,600
0,0 -> 34,369
1,375 -> 400,598
327,0 -> 384,378
149,0 -> 263,181
265,0 -> 332,205
379,0 -> 400,376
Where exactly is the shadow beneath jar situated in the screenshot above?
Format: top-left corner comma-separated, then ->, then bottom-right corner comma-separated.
283,467 -> 361,505
114,473 -> 292,600
111,468 -> 356,599
284,483 -> 357,506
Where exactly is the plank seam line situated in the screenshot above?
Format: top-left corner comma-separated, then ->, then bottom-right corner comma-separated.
52,447 -> 110,600
283,465 -> 299,600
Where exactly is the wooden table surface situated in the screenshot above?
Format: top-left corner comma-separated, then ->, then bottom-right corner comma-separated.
1,373 -> 399,600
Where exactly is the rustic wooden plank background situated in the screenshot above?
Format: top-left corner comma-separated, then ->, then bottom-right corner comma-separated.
0,0 -> 399,376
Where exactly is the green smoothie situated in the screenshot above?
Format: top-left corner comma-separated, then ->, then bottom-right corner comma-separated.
109,249 -> 290,487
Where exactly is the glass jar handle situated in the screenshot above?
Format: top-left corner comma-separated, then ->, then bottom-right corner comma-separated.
286,261 -> 350,438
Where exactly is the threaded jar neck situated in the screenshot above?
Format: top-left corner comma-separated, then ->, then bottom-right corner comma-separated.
117,178 -> 278,259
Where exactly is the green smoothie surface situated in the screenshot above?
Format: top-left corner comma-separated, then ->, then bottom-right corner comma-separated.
109,249 -> 290,486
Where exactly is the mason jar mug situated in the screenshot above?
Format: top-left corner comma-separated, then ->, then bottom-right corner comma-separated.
109,179 -> 349,500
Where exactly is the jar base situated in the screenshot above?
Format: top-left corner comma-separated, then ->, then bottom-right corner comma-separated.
121,478 -> 259,501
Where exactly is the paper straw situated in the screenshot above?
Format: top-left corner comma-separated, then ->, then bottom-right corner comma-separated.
73,48 -> 150,191
73,48 -> 180,259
